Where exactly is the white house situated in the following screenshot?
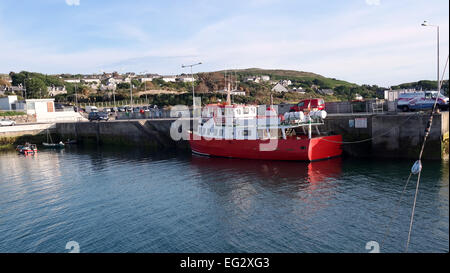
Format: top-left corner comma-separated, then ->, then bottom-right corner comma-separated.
261,75 -> 270,81
271,83 -> 288,93
47,86 -> 67,97
177,76 -> 195,83
162,76 -> 177,82
280,80 -> 292,86
83,79 -> 101,84
64,79 -> 81,83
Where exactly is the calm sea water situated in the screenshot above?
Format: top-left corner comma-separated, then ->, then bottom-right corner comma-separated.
0,147 -> 448,253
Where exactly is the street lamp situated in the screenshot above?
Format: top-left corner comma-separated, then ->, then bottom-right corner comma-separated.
421,20 -> 440,93
181,62 -> 202,109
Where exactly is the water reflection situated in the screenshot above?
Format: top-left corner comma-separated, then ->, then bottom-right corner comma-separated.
189,155 -> 344,242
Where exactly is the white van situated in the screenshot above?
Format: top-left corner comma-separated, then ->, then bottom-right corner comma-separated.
85,106 -> 98,113
397,91 -> 449,112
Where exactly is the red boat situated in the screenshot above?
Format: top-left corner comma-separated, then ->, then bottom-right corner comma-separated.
16,143 -> 38,156
189,133 -> 342,161
188,103 -> 342,161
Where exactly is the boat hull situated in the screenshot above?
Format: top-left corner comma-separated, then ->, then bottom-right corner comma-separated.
188,133 -> 342,161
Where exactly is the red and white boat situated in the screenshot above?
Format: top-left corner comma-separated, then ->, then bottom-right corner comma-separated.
188,102 -> 342,161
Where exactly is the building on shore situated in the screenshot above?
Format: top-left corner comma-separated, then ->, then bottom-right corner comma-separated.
0,96 -> 85,122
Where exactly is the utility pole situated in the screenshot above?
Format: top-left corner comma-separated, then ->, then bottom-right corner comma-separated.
140,70 -> 148,103
421,21 -> 440,93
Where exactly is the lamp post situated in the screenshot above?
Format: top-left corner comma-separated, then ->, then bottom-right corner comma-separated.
181,62 -> 202,109
75,77 -> 79,106
421,21 -> 440,93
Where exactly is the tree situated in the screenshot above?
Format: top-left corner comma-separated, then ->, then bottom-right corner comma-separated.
25,78 -> 47,98
117,82 -> 130,89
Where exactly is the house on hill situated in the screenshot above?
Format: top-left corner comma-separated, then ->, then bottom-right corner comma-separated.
272,83 -> 288,93
47,86 -> 67,97
318,89 -> 334,95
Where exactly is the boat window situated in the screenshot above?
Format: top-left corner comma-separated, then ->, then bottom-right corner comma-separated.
244,107 -> 249,114
298,102 -> 304,107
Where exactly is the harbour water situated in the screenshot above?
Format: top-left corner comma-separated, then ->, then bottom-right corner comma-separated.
0,147 -> 448,253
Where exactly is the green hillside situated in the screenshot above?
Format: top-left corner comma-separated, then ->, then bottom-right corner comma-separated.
216,68 -> 357,89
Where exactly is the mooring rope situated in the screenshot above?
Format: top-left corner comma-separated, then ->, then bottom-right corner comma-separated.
405,54 -> 449,252
318,112 -> 421,144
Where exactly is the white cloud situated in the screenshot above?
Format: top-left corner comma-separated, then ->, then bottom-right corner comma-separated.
365,0 -> 380,6
65,0 -> 80,6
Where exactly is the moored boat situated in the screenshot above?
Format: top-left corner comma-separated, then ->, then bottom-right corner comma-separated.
42,129 -> 65,149
188,103 -> 342,161
16,143 -> 38,155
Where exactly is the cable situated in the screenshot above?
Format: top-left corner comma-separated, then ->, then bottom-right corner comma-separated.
318,112 -> 421,144
405,54 -> 449,252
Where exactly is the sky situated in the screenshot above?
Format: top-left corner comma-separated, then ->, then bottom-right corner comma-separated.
0,0 -> 448,87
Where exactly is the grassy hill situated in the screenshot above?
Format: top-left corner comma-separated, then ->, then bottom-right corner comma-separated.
215,68 -> 357,89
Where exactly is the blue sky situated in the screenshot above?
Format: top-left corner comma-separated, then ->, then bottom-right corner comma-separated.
0,0 -> 448,87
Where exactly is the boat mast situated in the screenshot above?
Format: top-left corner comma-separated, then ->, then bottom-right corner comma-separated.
226,71 -> 231,105
308,98 -> 312,139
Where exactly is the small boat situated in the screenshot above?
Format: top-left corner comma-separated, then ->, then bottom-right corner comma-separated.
42,141 -> 65,148
42,129 -> 65,149
16,143 -> 38,155
64,139 -> 78,145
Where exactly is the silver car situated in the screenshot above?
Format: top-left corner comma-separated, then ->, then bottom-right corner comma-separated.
0,119 -> 16,126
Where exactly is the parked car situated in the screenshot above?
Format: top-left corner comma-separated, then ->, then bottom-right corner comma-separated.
397,91 -> 449,112
88,112 -> 109,122
111,107 -> 118,113
290,98 -> 325,112
0,119 -> 16,126
85,106 -> 99,113
118,106 -> 126,112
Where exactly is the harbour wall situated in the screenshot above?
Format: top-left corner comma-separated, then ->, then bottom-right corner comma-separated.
322,112 -> 448,160
1,112 -> 448,160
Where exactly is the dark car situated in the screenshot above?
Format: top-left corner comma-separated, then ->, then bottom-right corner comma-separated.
88,111 -> 109,122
